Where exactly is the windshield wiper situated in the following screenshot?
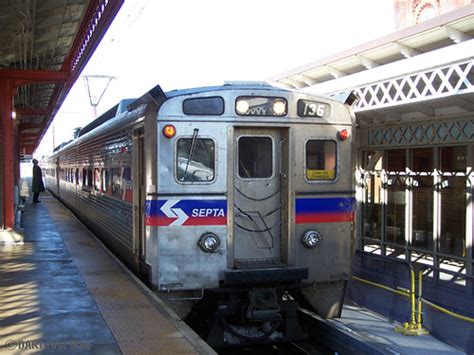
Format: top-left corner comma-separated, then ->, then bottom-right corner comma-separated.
183,128 -> 199,181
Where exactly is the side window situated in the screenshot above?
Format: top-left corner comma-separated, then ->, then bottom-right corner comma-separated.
176,138 -> 215,182
93,168 -> 101,191
75,168 -> 79,185
306,140 -> 337,181
101,169 -> 109,194
238,136 -> 272,179
121,167 -> 133,202
82,168 -> 87,187
111,168 -> 122,198
87,169 -> 93,188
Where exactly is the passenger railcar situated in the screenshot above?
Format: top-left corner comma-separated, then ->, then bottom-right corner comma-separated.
45,82 -> 356,347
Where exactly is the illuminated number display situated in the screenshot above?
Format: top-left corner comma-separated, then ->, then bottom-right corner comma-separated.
297,99 -> 331,118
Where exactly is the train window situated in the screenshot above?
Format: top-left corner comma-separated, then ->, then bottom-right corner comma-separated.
111,168 -> 122,198
93,168 -> 101,191
238,137 -> 272,178
122,167 -> 133,202
176,138 -> 215,182
82,168 -> 87,186
75,168 -> 79,185
101,169 -> 109,193
183,97 -> 224,115
87,169 -> 93,188
305,140 -> 337,181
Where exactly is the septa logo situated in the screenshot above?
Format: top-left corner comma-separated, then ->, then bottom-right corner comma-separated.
146,199 -> 227,226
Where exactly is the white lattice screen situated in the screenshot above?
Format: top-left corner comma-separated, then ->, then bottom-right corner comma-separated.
361,118 -> 474,147
352,59 -> 473,111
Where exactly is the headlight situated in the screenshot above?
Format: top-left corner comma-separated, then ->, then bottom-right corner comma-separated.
235,99 -> 250,115
198,233 -> 220,253
272,100 -> 286,115
235,96 -> 287,116
301,230 -> 322,249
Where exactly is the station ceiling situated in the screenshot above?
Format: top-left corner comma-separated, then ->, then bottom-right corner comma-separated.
0,0 -> 123,156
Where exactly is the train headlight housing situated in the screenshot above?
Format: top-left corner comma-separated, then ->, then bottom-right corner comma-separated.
198,232 -> 220,253
301,230 -> 322,249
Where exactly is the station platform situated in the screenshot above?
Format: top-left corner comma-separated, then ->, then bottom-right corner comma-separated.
0,190 -> 215,354
301,302 -> 465,354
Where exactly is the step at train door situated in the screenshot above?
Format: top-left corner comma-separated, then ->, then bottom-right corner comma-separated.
232,128 -> 288,268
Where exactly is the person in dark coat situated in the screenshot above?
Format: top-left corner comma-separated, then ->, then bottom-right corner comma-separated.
32,159 -> 45,203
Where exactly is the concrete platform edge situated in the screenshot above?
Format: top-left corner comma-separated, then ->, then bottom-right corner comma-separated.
300,308 -> 395,355
52,198 -> 216,355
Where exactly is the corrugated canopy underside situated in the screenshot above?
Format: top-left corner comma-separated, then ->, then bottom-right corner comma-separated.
0,0 -> 123,156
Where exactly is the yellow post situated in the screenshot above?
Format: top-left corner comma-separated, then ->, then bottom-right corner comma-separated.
410,268 -> 416,327
395,267 -> 430,336
417,270 -> 423,329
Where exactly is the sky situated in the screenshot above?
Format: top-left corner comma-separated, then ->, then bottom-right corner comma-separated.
36,0 -> 396,156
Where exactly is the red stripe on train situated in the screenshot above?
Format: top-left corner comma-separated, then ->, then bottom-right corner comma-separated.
296,212 -> 354,224
145,216 -> 226,227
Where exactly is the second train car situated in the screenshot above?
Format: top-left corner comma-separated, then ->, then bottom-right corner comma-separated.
45,82 -> 356,347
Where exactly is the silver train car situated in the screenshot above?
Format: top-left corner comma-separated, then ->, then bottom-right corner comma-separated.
45,82 -> 356,347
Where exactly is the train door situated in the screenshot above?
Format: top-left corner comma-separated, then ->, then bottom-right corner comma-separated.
132,128 -> 146,265
55,157 -> 60,195
232,128 -> 288,268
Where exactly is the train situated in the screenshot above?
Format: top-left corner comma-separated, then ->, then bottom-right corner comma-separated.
44,82 -> 357,347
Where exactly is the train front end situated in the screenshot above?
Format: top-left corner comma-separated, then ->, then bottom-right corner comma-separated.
144,83 -> 356,347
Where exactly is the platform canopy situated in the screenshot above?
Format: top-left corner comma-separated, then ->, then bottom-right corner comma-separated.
0,0 -> 123,230
270,5 -> 474,127
0,0 -> 123,156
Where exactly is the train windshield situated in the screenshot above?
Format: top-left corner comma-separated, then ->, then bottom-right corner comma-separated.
176,138 -> 215,182
238,136 -> 273,179
306,140 -> 337,181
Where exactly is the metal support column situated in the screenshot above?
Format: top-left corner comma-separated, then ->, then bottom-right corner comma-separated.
0,79 -> 15,229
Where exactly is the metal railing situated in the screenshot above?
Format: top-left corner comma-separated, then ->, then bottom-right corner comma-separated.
352,252 -> 474,336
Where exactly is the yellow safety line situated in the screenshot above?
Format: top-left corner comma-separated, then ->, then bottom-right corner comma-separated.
352,276 -> 409,298
422,298 -> 474,323
353,275 -> 474,324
